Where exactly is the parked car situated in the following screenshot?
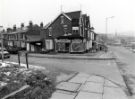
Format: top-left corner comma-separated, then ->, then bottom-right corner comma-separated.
132,49 -> 135,53
6,46 -> 24,54
0,48 -> 10,59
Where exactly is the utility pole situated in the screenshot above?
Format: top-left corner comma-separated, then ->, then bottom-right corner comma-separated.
105,16 -> 114,34
60,5 -> 63,13
0,26 -> 4,62
105,16 -> 115,43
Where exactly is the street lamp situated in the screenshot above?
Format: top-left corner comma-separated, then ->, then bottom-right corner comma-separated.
105,16 -> 115,34
0,26 -> 4,62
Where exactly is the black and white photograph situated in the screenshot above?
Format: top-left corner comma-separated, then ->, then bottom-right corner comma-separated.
0,0 -> 135,99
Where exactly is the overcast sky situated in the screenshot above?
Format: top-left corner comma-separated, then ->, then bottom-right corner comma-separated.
0,0 -> 135,36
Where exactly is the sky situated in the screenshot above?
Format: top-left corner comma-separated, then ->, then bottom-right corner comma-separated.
0,0 -> 135,36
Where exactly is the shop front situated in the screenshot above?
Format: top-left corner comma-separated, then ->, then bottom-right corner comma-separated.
56,39 -> 71,53
70,39 -> 86,53
56,35 -> 86,53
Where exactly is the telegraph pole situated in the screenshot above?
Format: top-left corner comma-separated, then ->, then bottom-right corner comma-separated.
0,26 -> 4,62
105,16 -> 115,43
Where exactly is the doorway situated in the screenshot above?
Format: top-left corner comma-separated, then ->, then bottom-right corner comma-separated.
65,43 -> 70,52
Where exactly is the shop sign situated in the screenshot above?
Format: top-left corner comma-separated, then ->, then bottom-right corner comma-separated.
57,39 -> 70,43
72,39 -> 82,43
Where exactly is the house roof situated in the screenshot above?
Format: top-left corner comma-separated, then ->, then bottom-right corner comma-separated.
44,11 -> 81,29
26,35 -> 42,43
65,11 -> 81,19
43,22 -> 51,29
6,27 -> 28,34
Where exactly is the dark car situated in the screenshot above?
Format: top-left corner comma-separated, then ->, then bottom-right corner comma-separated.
6,46 -> 21,54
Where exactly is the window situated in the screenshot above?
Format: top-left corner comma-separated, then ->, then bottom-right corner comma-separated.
23,34 -> 25,40
72,27 -> 79,34
61,16 -> 64,24
73,30 -> 78,34
20,34 -> 23,39
72,19 -> 79,27
49,27 -> 52,36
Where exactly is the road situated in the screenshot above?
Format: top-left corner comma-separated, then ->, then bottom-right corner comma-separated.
110,46 -> 135,75
110,46 -> 135,97
4,52 -> 125,87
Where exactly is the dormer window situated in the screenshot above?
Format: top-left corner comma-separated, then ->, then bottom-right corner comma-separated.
49,27 -> 52,36
61,16 -> 64,24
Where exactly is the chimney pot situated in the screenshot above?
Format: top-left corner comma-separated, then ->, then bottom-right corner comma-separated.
40,22 -> 43,28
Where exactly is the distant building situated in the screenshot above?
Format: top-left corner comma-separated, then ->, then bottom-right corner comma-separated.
3,25 -> 27,50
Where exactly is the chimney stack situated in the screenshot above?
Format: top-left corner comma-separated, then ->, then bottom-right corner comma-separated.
29,21 -> 33,27
13,25 -> 16,31
7,28 -> 12,33
40,22 -> 43,28
21,23 -> 24,29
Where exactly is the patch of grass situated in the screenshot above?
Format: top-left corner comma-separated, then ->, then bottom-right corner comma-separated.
0,64 -> 56,99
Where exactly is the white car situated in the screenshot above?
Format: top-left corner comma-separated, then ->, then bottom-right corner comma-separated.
132,49 -> 135,53
0,48 -> 10,59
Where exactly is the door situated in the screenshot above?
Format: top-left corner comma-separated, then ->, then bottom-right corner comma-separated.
65,43 -> 70,52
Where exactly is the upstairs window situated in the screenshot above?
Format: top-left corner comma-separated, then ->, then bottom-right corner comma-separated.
72,27 -> 79,35
61,16 -> 64,24
72,30 -> 78,34
49,27 -> 52,36
20,34 -> 23,39
72,19 -> 79,27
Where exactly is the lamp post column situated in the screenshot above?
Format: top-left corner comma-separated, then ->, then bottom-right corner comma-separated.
0,26 -> 4,62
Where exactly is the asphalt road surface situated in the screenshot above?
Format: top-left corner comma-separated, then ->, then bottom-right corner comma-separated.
110,46 -> 135,75
4,52 -> 125,87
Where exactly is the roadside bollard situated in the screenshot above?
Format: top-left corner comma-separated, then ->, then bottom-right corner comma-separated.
18,51 -> 29,69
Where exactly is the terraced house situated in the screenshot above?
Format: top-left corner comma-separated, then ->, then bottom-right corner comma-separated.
43,10 -> 96,53
3,24 -> 27,51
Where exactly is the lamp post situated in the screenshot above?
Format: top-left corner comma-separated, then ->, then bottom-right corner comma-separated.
105,16 -> 114,44
0,26 -> 4,62
105,16 -> 115,34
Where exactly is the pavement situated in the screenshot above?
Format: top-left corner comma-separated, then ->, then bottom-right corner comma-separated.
50,72 -> 128,99
28,51 -> 115,60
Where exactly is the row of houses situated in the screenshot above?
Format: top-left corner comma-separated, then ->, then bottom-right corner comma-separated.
3,11 -> 98,53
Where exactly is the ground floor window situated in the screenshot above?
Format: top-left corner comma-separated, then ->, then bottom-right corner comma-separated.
8,41 -> 13,46
21,42 -> 26,48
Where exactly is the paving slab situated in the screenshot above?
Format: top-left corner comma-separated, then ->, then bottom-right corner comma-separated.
76,73 -> 90,78
69,73 -> 89,84
104,80 -> 119,88
56,82 -> 81,92
80,82 -> 103,94
103,87 -> 128,99
50,91 -> 76,99
87,76 -> 104,83
75,91 -> 102,99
